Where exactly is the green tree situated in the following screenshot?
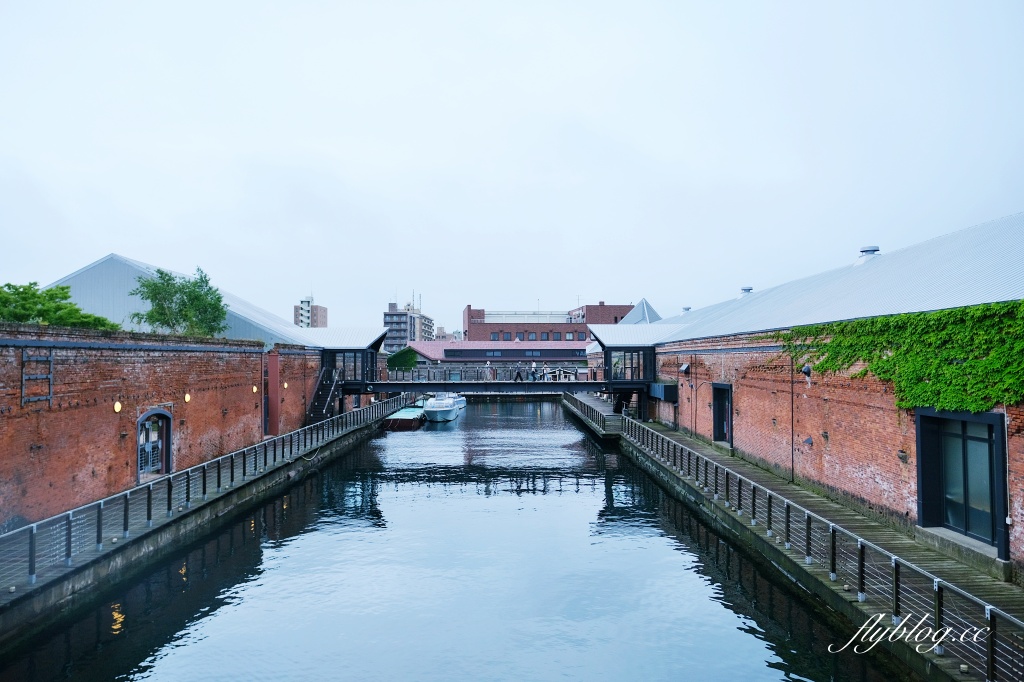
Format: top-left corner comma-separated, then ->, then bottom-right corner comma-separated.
0,282 -> 120,330
129,268 -> 228,337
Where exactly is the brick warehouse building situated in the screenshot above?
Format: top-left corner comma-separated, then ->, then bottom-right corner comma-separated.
0,256 -> 388,530
589,213 -> 1024,584
462,301 -> 635,342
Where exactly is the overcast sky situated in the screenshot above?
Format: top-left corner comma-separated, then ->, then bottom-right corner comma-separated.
1,2 -> 1022,333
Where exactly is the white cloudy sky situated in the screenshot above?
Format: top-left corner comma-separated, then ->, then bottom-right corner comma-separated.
1,2 -> 1022,332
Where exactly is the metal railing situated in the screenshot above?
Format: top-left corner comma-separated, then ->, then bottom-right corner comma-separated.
388,365 -> 590,383
620,415 -> 1024,680
0,393 -> 413,603
562,393 -> 621,434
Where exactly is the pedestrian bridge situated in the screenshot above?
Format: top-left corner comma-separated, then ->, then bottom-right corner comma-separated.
374,380 -> 608,394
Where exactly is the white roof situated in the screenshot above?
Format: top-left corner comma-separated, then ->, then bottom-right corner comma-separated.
654,212 -> 1024,343
618,298 -> 661,324
48,254 -> 380,350
588,323 -> 687,348
298,327 -> 388,350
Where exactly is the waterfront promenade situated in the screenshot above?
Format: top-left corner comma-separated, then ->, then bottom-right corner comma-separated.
563,392 -> 1024,682
0,393 -> 413,650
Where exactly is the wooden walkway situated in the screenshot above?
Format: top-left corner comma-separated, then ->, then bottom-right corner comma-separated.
564,391 -> 1024,680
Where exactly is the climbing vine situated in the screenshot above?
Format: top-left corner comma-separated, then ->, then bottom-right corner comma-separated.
774,300 -> 1024,413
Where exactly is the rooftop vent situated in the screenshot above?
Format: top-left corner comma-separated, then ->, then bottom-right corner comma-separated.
682,306 -> 691,313
740,287 -> 753,295
855,245 -> 881,266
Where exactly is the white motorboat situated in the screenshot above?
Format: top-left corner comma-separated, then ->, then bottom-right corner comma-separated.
454,394 -> 467,409
423,393 -> 460,422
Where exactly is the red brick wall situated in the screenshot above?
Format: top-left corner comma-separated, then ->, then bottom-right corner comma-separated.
653,334 -> 1024,566
272,347 -> 321,433
0,325 -> 266,528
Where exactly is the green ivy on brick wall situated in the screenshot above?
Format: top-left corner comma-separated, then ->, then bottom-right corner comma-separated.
774,300 -> 1024,413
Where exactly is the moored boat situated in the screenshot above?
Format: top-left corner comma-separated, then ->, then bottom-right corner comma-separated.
383,406 -> 426,431
423,393 -> 460,422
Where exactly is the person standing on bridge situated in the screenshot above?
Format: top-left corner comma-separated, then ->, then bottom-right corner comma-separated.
530,361 -> 537,381
513,362 -> 524,382
542,361 -> 550,381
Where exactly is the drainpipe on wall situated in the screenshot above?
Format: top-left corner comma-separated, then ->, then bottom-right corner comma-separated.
790,355 -> 795,484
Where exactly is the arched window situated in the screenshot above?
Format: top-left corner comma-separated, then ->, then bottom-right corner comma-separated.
137,409 -> 172,481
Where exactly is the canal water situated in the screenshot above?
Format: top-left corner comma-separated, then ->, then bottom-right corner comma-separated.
0,401 -> 920,681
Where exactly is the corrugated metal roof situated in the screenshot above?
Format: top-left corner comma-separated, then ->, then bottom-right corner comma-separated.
618,298 -> 662,324
47,254 -> 378,349
654,212 -> 1024,343
588,324 -> 687,348
298,327 -> 388,350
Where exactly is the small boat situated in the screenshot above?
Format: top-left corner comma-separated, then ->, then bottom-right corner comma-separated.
383,407 -> 426,431
454,394 -> 467,409
423,393 -> 460,422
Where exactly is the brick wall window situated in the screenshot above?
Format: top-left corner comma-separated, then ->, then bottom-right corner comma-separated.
516,332 -> 524,341
503,332 -> 512,341
528,332 -> 537,340
541,333 -> 549,340
490,332 -> 499,341
553,332 -> 561,341
566,332 -> 574,340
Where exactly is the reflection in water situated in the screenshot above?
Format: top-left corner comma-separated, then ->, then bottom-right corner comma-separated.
0,402 -> 918,682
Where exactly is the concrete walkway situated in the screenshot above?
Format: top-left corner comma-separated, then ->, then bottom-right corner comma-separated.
564,391 -> 1024,681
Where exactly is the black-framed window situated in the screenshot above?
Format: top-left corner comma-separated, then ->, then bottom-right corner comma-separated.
503,332 -> 511,341
486,351 -> 502,357
528,332 -> 537,341
541,332 -> 549,340
553,332 -> 561,341
917,408 -> 1007,558
490,332 -> 499,341
566,332 -> 574,340
516,332 -> 524,341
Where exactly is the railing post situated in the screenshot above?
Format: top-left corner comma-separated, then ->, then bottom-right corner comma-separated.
829,524 -> 837,580
273,438 -> 277,463
95,501 -> 104,551
857,540 -> 866,602
28,525 -> 37,584
891,557 -> 901,625
123,492 -> 130,538
785,503 -> 791,549
986,606 -> 996,682
736,477 -> 743,515
146,484 -> 153,527
230,454 -> 236,487
724,470 -> 730,504
65,512 -> 73,566
749,485 -> 756,524
714,464 -> 719,499
242,448 -> 247,478
264,444 -> 268,470
216,458 -> 223,492
185,472 -> 192,508
202,465 -> 208,500
804,514 -> 813,564
765,494 -> 773,536
933,580 -> 945,656
166,477 -> 174,517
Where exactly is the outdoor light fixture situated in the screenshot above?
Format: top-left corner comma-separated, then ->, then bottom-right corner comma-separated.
801,364 -> 812,377
184,393 -> 191,403
113,401 -> 122,413
283,382 -> 288,388
677,363 -> 690,375
897,449 -> 909,463
803,436 -> 813,446
252,386 -> 258,393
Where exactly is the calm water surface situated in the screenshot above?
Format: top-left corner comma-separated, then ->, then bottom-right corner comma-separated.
0,402 -> 919,681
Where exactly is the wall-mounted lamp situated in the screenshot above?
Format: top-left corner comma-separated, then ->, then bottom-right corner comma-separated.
803,436 -> 813,446
283,382 -> 288,389
801,364 -> 812,387
222,408 -> 229,416
252,386 -> 258,393
184,393 -> 191,403
113,401 -> 122,413
677,363 -> 690,375
897,450 -> 909,463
